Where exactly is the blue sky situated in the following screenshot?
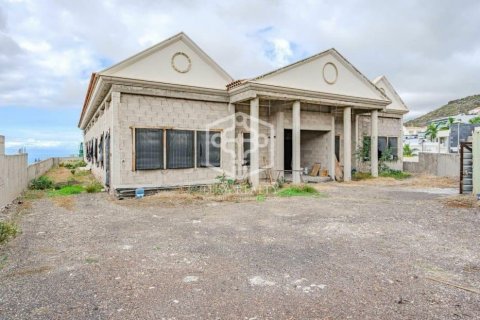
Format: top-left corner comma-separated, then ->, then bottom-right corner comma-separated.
1,0 -> 479,162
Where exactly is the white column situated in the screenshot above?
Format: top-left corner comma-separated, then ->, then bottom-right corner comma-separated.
292,101 -> 301,183
250,98 -> 260,189
110,92 -> 121,190
329,111 -> 336,180
227,103 -> 236,179
371,110 -> 379,177
343,107 -> 352,181
275,107 -> 285,177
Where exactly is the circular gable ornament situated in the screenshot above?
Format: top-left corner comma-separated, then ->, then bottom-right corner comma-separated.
171,52 -> 191,73
323,62 -> 338,85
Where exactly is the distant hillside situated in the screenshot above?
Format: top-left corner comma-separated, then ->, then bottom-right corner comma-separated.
405,94 -> 480,127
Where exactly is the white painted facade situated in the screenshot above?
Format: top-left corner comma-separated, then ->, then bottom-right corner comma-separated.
79,32 -> 409,193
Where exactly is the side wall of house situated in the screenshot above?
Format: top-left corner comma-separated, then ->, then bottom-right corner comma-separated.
357,112 -> 404,171
83,98 -> 114,185
115,93 -> 234,188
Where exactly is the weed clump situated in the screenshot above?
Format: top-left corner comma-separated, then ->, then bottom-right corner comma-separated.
29,176 -> 53,190
0,221 -> 18,244
276,184 -> 323,197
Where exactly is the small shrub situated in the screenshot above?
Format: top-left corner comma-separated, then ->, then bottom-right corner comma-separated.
353,172 -> 373,181
379,169 -> 411,180
276,184 -> 323,197
63,160 -> 87,170
256,194 -> 266,202
48,185 -> 84,196
29,176 -> 54,190
85,181 -> 103,193
70,169 -> 76,175
403,144 -> 413,157
0,221 -> 18,244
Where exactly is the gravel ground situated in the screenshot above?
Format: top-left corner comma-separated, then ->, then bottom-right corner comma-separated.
0,181 -> 479,319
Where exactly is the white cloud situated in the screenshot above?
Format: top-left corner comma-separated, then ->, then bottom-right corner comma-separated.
269,38 -> 293,67
0,0 -> 478,117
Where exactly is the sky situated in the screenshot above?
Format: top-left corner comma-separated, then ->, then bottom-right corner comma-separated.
0,0 -> 479,161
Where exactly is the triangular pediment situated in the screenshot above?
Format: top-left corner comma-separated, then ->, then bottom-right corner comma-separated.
250,49 -> 389,102
100,32 -> 232,90
372,75 -> 409,114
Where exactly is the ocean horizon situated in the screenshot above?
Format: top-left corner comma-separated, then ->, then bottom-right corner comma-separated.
5,147 -> 80,164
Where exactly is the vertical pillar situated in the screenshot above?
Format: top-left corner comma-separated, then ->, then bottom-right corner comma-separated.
343,107 -> 352,181
110,92 -> 121,190
275,107 -> 285,176
227,103 -> 236,179
329,111 -> 336,180
292,101 -> 301,183
371,110 -> 379,177
250,98 -> 260,189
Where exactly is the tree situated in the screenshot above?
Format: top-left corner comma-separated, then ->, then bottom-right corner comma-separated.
425,123 -> 440,141
403,144 -> 413,157
469,116 -> 480,124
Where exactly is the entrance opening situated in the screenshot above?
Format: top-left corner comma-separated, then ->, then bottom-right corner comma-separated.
284,129 -> 330,173
284,129 -> 292,170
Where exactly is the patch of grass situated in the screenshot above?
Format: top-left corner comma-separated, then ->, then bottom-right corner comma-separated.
353,172 -> 373,181
0,221 -> 18,244
85,181 -> 103,193
23,190 -> 46,200
47,185 -> 84,197
85,257 -> 99,264
379,169 -> 411,180
256,194 -> 266,202
62,160 -> 87,170
0,255 -> 8,270
276,184 -> 324,197
29,176 -> 54,190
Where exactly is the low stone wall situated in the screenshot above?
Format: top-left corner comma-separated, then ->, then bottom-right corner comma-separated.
403,152 -> 459,178
0,148 -> 28,210
1,135 -> 81,209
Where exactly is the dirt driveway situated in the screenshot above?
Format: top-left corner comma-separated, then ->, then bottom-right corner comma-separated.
0,179 -> 479,319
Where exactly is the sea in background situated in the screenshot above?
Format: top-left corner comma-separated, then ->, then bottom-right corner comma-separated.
5,146 -> 80,164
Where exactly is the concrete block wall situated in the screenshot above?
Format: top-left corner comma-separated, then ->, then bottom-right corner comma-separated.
116,93 -> 234,188
403,152 -> 460,178
300,131 -> 329,171
0,136 -> 28,209
83,99 -> 113,185
27,158 -> 57,181
357,114 -> 403,171
1,134 -> 79,209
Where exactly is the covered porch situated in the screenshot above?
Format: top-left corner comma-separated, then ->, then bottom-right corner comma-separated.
229,86 -> 387,189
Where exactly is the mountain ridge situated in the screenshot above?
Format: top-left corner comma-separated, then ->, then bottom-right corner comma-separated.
405,94 -> 480,127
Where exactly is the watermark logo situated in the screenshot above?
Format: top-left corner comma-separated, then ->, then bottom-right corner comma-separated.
201,112 -> 275,178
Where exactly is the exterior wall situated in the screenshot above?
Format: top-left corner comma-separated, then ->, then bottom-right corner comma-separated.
403,152 -> 460,178
1,136 -> 76,209
300,130 -> 330,171
115,93 -> 234,188
27,158 -> 57,181
83,98 -> 114,185
356,113 -> 403,171
0,136 -> 28,209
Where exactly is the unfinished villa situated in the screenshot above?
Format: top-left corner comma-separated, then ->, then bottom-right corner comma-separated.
78,32 -> 409,194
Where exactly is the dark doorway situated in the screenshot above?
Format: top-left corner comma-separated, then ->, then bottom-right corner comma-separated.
335,135 -> 340,162
284,129 -> 292,170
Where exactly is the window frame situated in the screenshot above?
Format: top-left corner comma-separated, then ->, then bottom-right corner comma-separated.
133,128 -> 164,171
166,129 -> 195,169
196,130 -> 222,168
